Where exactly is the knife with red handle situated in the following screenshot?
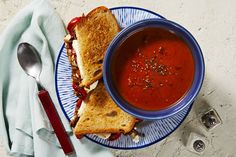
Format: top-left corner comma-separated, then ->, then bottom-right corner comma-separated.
38,89 -> 74,155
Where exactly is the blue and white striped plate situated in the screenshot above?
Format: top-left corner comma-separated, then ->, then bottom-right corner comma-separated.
55,7 -> 192,149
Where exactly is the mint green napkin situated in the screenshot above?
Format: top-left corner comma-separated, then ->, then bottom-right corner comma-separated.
0,0 -> 114,156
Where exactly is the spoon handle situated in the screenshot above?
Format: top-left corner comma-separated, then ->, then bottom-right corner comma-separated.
38,89 -> 74,155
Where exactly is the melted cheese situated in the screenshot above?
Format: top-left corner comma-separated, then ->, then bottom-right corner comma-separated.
95,133 -> 111,139
77,101 -> 86,117
132,134 -> 140,143
72,39 -> 85,79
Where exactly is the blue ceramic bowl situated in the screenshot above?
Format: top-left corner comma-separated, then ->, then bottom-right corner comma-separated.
103,18 -> 204,120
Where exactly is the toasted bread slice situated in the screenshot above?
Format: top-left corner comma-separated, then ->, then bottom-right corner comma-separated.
74,81 -> 136,137
73,6 -> 120,87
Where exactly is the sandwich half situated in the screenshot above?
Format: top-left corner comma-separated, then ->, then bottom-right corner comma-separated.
74,81 -> 136,137
65,6 -> 120,87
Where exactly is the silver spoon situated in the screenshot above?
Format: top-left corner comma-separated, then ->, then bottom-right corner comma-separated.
17,42 -> 74,155
17,42 -> 43,90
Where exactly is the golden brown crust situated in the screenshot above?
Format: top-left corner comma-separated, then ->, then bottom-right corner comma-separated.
74,81 -> 136,136
74,6 -> 120,87
86,6 -> 111,17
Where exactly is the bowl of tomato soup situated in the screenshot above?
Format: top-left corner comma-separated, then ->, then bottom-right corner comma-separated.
103,19 -> 204,120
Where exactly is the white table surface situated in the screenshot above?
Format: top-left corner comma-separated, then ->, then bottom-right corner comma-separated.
0,0 -> 236,156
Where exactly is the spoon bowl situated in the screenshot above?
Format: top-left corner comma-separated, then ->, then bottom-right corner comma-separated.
17,43 -> 42,81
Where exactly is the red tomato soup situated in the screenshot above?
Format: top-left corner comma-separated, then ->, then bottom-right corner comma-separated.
113,27 -> 195,111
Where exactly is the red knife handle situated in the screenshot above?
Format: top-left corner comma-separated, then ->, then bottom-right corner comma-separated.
38,90 -> 74,155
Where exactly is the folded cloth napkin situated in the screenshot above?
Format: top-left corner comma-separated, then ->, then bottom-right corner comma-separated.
0,0 -> 114,156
